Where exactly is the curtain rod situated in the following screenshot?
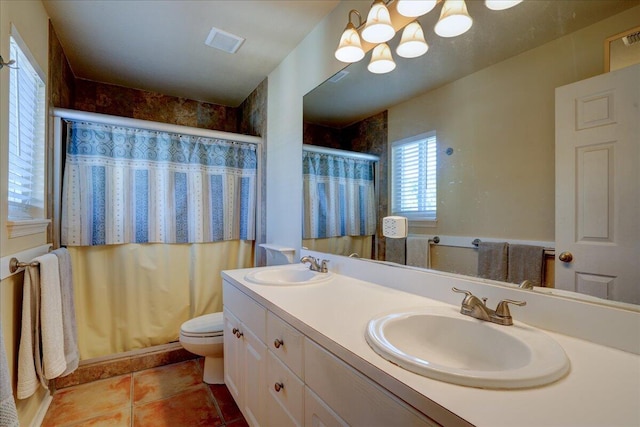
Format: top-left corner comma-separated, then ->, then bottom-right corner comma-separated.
303,144 -> 380,162
52,108 -> 263,145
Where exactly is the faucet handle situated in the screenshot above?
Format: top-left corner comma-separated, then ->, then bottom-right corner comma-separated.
452,287 -> 472,297
452,287 -> 479,306
495,299 -> 527,318
320,259 -> 329,273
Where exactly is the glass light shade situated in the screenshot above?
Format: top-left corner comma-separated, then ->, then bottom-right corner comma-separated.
335,24 -> 365,63
361,1 -> 395,44
396,21 -> 429,58
434,0 -> 473,38
485,0 -> 523,10
368,43 -> 396,74
396,0 -> 438,17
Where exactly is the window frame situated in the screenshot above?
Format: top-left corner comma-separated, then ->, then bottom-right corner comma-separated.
389,131 -> 437,227
6,25 -> 49,237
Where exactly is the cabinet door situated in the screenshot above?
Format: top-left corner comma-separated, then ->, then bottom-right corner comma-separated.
305,339 -> 438,427
305,387 -> 349,427
242,326 -> 267,427
223,309 -> 243,405
267,351 -> 304,427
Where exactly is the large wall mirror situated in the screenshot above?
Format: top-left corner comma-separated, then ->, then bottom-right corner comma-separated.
302,0 -> 639,308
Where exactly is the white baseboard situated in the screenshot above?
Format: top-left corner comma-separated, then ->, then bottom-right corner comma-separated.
30,391 -> 53,427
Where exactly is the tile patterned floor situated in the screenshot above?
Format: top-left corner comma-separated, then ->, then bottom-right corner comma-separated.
42,359 -> 248,427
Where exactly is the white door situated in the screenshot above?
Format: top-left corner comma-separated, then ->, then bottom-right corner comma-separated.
555,64 -> 639,304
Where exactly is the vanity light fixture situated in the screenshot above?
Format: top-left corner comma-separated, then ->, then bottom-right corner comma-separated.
361,1 -> 395,44
335,0 -> 523,73
368,43 -> 396,74
434,0 -> 473,38
396,21 -> 429,58
335,10 -> 365,63
485,0 -> 523,11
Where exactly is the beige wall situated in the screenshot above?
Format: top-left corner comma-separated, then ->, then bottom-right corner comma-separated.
265,0 -> 360,256
1,1 -> 53,424
388,7 -> 640,244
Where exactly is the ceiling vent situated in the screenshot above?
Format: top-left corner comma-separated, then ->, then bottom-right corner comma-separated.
205,27 -> 245,54
329,70 -> 349,83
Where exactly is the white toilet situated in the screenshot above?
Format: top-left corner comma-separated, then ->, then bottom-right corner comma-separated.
179,312 -> 224,384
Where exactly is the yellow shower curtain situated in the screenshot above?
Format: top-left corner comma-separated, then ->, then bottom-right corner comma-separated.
69,241 -> 253,359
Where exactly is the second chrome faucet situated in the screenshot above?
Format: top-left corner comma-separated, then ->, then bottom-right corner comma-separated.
300,256 -> 329,273
452,287 -> 526,326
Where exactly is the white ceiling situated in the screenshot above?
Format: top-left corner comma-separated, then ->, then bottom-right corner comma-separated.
43,0 -> 639,118
43,0 -> 340,107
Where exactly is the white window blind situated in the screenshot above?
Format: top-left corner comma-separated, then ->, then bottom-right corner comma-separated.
391,132 -> 437,220
8,34 -> 46,220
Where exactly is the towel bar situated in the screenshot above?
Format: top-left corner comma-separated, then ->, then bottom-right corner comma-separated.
471,239 -> 555,257
9,258 -> 40,274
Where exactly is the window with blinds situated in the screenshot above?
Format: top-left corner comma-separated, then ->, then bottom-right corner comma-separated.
390,132 -> 437,221
7,34 -> 46,220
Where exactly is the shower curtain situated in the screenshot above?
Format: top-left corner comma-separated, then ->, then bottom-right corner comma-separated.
302,147 -> 377,258
58,115 -> 259,359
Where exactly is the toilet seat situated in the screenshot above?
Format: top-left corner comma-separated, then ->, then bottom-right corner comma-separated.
180,312 -> 224,338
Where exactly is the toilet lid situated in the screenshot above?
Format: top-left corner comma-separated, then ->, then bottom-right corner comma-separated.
181,312 -> 224,335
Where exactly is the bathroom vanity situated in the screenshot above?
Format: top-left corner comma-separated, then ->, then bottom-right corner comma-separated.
222,252 -> 640,427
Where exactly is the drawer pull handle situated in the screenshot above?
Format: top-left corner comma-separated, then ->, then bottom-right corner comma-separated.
274,382 -> 284,392
274,339 -> 284,349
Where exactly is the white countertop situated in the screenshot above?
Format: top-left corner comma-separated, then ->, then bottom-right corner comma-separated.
222,265 -> 640,427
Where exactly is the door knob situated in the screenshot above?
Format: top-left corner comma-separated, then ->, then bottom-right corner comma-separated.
558,251 -> 573,263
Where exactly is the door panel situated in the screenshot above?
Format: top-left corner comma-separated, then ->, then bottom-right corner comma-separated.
555,64 -> 639,304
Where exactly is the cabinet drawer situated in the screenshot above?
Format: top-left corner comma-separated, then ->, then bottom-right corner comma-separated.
223,280 -> 267,343
267,351 -> 304,426
267,311 -> 304,378
304,339 -> 438,427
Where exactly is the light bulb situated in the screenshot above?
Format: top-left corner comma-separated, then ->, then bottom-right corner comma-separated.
396,21 -> 429,58
396,0 -> 438,17
362,1 -> 395,44
335,23 -> 365,63
434,0 -> 473,38
368,43 -> 396,74
485,0 -> 523,11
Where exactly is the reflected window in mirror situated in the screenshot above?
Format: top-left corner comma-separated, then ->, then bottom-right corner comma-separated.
391,132 -> 437,225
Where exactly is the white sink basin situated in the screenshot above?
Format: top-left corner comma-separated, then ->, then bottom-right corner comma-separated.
245,265 -> 333,286
366,306 -> 570,389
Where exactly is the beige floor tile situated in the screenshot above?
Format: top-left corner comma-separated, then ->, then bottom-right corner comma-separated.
42,375 -> 131,427
133,385 -> 222,427
132,359 -> 201,405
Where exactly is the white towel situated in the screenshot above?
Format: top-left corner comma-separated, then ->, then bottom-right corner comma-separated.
37,254 -> 67,380
52,248 -> 79,376
16,254 -> 67,399
1,321 -> 19,427
17,264 -> 41,399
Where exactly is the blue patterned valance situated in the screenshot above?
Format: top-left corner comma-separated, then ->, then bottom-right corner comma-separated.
302,149 -> 377,239
62,120 -> 257,246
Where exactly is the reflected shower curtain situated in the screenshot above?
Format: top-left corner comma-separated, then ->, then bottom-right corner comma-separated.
60,119 -> 258,359
302,150 -> 376,239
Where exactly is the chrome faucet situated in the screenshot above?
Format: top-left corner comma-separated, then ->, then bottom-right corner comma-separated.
519,280 -> 534,290
452,288 -> 526,326
300,256 -> 329,273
